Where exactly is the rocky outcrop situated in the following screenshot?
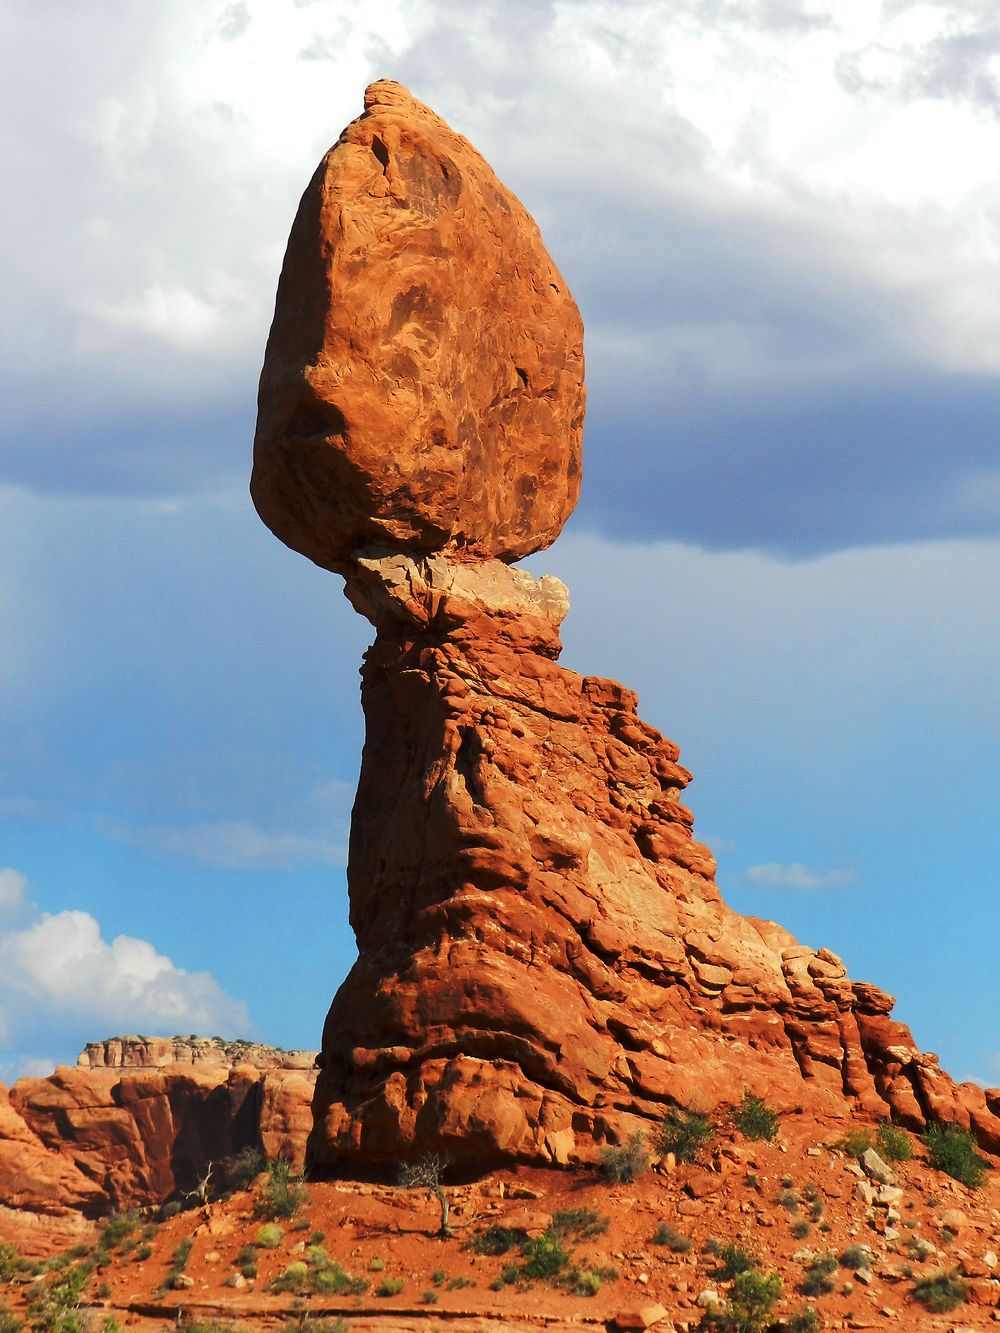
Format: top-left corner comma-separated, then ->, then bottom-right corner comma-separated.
306,557 -> 1000,1173
244,83 -> 1000,1175
251,80 -> 584,572
0,1041 -> 317,1231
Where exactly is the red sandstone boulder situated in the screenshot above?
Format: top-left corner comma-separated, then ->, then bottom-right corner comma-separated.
251,80 -> 584,570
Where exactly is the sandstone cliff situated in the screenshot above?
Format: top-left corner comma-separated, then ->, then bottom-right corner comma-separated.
0,1038 -> 316,1242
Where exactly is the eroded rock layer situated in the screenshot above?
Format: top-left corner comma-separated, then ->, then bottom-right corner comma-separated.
0,1040 -> 316,1238
308,558 -> 1000,1173
251,80 -> 584,571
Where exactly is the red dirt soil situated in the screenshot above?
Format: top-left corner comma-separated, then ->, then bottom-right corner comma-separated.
4,1110 -> 1000,1332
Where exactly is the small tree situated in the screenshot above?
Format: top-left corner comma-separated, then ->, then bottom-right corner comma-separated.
400,1152 -> 451,1237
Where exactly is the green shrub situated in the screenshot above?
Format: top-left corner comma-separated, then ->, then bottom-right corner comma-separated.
254,1224 -> 283,1250
599,1132 -> 649,1183
305,1245 -> 328,1266
98,1214 -> 138,1251
0,1310 -> 20,1333
836,1128 -> 875,1158
839,1245 -> 870,1271
563,1266 -> 603,1296
705,1268 -> 782,1332
375,1277 -> 405,1297
778,1189 -> 800,1213
708,1243 -> 757,1282
447,1276 -> 473,1290
26,1263 -> 90,1333
255,1160 -> 309,1221
224,1147 -> 266,1192
922,1122 -> 989,1188
732,1089 -> 780,1142
311,1264 -> 367,1296
912,1268 -> 967,1312
653,1106 -> 714,1163
431,1269 -> 446,1287
791,1219 -> 811,1239
521,1235 -> 569,1280
421,1289 -> 438,1304
472,1225 -> 528,1256
876,1122 -> 912,1162
799,1252 -> 837,1297
171,1238 -> 193,1271
784,1310 -> 821,1332
270,1262 -> 308,1293
548,1208 -> 608,1239
368,1257 -> 385,1272
651,1223 -> 691,1252
131,1245 -> 152,1264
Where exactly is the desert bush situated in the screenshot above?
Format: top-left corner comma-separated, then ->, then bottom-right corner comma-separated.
651,1223 -> 691,1252
912,1268 -> 967,1312
599,1132 -> 649,1184
704,1268 -> 782,1332
375,1277 -> 405,1297
777,1189 -> 800,1213
255,1159 -> 308,1221
0,1247 -> 20,1284
98,1214 -> 138,1251
447,1276 -> 473,1290
473,1225 -> 528,1256
368,1258 -> 385,1272
421,1289 -> 438,1304
708,1243 -> 757,1282
876,1122 -> 912,1162
26,1263 -> 90,1333
521,1235 -> 569,1280
311,1263 -> 367,1296
836,1128 -> 875,1158
254,1225 -> 283,1250
270,1262 -> 308,1294
548,1208 -> 608,1239
653,1106 -> 714,1164
0,1312 -> 20,1333
400,1152 -> 451,1236
732,1090 -> 780,1142
839,1245 -> 870,1271
223,1147 -> 266,1193
784,1310 -> 821,1332
791,1219 -> 811,1240
922,1122 -> 989,1189
305,1245 -> 328,1267
799,1252 -> 837,1297
171,1239 -> 193,1271
431,1269 -> 446,1287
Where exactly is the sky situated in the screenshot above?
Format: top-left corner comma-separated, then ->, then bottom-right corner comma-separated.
0,0 -> 998,1087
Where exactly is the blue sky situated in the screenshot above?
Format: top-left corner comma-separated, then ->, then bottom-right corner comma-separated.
1,0 -> 998,1086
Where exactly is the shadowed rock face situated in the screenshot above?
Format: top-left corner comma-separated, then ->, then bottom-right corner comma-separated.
251,80 -> 584,571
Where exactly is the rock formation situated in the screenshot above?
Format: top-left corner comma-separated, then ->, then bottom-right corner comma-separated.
0,1038 -> 316,1242
251,79 -> 584,572
246,83 -> 1000,1177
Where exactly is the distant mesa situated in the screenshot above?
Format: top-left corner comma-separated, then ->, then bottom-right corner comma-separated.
251,79 -> 585,571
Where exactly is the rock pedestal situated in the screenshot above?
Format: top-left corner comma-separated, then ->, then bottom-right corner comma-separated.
306,558 -> 1000,1173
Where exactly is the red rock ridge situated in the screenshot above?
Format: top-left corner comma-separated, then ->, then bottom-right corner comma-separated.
0,1040 -> 317,1244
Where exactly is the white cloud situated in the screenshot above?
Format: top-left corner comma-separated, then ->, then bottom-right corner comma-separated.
0,874 -> 252,1071
745,863 -> 857,891
0,868 -> 26,913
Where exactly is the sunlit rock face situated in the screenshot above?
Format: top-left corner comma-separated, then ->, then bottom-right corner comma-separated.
251,82 -> 1000,1177
251,80 -> 584,572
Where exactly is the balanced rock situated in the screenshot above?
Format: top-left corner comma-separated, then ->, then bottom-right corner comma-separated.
251,80 -> 584,570
249,86 -> 1000,1174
